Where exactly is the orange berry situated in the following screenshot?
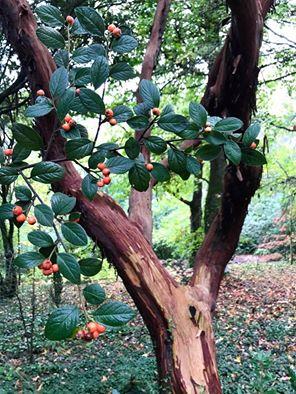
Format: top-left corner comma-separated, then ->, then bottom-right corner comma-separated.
102,168 -> 110,176
64,115 -> 72,123
91,331 -> 100,339
103,176 -> 111,185
97,162 -> 106,171
43,268 -> 53,276
13,206 -> 23,216
76,88 -> 80,95
76,330 -> 84,339
250,142 -> 257,149
43,260 -> 52,270
62,123 -> 71,132
27,216 -> 36,225
109,118 -> 117,126
52,264 -> 59,273
204,126 -> 212,133
68,119 -> 76,127
16,214 -> 26,223
152,108 -> 161,116
105,108 -> 114,118
4,148 -> 13,156
97,180 -> 104,188
145,163 -> 154,171
112,27 -> 122,37
107,24 -> 116,32
96,323 -> 106,334
87,322 -> 98,334
37,89 -> 45,96
66,15 -> 75,25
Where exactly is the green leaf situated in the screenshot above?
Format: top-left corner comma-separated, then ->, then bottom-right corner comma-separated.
242,123 -> 261,146
124,137 -> 140,159
214,117 -> 243,132
93,301 -> 135,327
144,136 -> 167,154
73,67 -> 91,86
128,163 -> 150,191
15,186 -> 32,201
79,258 -> 102,277
54,50 -> 69,68
28,230 -> 54,248
139,79 -> 160,108
134,102 -> 150,116
186,156 -> 201,175
158,113 -> 188,133
31,162 -> 65,184
111,35 -> 138,54
57,253 -> 81,284
109,62 -> 135,81
25,98 -> 54,117
88,151 -> 106,169
12,123 -> 43,150
151,163 -> 170,182
65,138 -> 93,160
75,7 -> 105,36
189,102 -> 207,128
196,144 -> 222,161
204,130 -> 227,145
34,204 -> 54,227
0,168 -> 18,185
79,88 -> 105,114
106,156 -> 134,174
36,5 -> 64,27
72,44 -> 106,63
0,148 -> 4,164
12,144 -> 31,163
224,141 -> 241,165
36,27 -> 65,49
49,67 -> 68,99
56,88 -> 75,121
83,284 -> 105,305
91,56 -> 109,89
61,222 -> 88,246
241,148 -> 267,166
81,174 -> 98,201
45,305 -> 80,340
0,203 -> 14,220
14,252 -> 44,269
127,115 -> 149,130
51,192 -> 76,215
113,105 -> 133,123
167,149 -> 188,176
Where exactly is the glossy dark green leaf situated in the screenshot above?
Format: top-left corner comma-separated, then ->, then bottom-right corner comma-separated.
75,7 -> 105,36
31,162 -> 65,183
51,192 -> 76,215
189,102 -> 207,128
57,253 -> 81,284
54,50 -> 69,68
113,105 -> 133,123
36,5 -> 64,27
81,174 -> 98,201
0,203 -> 14,220
65,138 -> 93,160
196,144 -> 222,161
73,67 -> 91,86
36,27 -> 65,49
34,204 -> 54,227
61,222 -> 88,246
25,98 -> 54,117
204,130 -> 227,145
167,149 -> 188,176
15,186 -> 32,201
214,117 -> 243,132
106,156 -> 134,174
124,137 -> 140,159
109,62 -> 135,81
91,56 -> 109,88
241,148 -> 267,166
158,113 -> 188,133
0,168 -> 18,185
12,123 -> 43,150
111,35 -> 138,54
28,230 -> 54,248
151,163 -> 170,182
93,301 -> 135,327
72,44 -> 106,63
12,144 -> 31,163
56,88 -> 75,121
242,123 -> 261,146
45,305 -> 80,340
50,67 -> 68,98
139,79 -> 160,108
127,115 -> 149,130
144,136 -> 167,154
224,141 -> 241,165
79,88 -> 105,114
14,252 -> 44,269
79,258 -> 102,276
128,163 -> 150,191
83,284 -> 105,305
186,156 -> 201,175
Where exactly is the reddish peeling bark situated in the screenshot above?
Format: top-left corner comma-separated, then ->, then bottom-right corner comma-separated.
0,0 -> 274,392
129,0 -> 172,243
191,0 -> 274,307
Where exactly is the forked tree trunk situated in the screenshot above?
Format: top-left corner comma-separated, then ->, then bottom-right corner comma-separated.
0,0 -> 274,392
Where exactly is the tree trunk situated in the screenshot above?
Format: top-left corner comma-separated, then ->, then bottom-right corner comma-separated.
190,176 -> 203,233
0,219 -> 17,298
0,0 -> 274,391
204,153 -> 226,232
128,0 -> 171,243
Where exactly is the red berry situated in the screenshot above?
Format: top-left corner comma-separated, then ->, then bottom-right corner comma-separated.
250,142 -> 257,149
152,108 -> 161,116
52,264 -> 59,273
68,119 -> 76,127
16,214 -> 26,223
62,123 -> 71,132
103,176 -> 111,185
27,216 -> 36,225
96,323 -> 106,334
66,15 -> 75,25
109,118 -> 117,126
43,268 -> 53,276
204,126 -> 212,133
43,260 -> 52,270
64,115 -> 72,123
102,168 -> 110,176
4,148 -> 13,156
91,331 -> 100,339
146,163 -> 154,171
76,88 -> 81,95
107,24 -> 116,32
112,27 -> 122,38
13,206 -> 23,216
97,180 -> 104,188
37,89 -> 45,96
97,163 -> 106,171
105,108 -> 114,118
87,322 -> 98,334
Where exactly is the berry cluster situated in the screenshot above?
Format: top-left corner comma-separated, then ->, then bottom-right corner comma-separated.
76,321 -> 106,341
12,206 -> 36,225
105,108 -> 117,126
62,114 -> 76,132
38,259 -> 59,276
107,24 -> 121,38
96,163 -> 111,187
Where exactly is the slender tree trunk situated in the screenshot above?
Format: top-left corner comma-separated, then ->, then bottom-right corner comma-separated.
190,176 -> 203,233
0,219 -> 17,298
128,0 -> 172,243
0,0 -> 274,391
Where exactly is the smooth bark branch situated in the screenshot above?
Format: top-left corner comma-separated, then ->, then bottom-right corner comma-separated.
191,0 -> 274,306
129,0 -> 172,243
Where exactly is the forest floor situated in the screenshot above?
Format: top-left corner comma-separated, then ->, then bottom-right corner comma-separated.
0,261 -> 295,393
